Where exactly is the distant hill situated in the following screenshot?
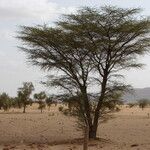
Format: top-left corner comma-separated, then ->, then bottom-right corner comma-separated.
123,87 -> 150,102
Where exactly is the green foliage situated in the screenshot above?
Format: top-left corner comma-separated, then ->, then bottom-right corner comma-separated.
10,97 -> 22,108
38,101 -> 46,113
17,82 -> 34,113
0,93 -> 11,111
18,6 -> 150,138
34,91 -> 46,113
34,91 -> 46,100
102,90 -> 124,111
138,99 -> 149,110
46,96 -> 53,110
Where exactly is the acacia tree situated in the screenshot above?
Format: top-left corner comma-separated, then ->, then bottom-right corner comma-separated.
17,82 -> 34,113
34,91 -> 46,113
18,6 -> 150,139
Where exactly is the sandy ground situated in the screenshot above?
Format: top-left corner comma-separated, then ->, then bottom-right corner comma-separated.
0,104 -> 150,150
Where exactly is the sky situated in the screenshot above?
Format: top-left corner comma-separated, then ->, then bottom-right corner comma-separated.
0,0 -> 150,97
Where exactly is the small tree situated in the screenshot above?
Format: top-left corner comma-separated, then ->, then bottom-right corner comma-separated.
0,95 -> 3,110
46,96 -> 53,111
138,99 -> 149,110
38,101 -> 46,113
34,91 -> 46,113
10,97 -> 22,108
0,93 -> 11,111
17,82 -> 34,113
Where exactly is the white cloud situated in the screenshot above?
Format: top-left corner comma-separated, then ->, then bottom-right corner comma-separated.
0,0 -> 76,22
0,0 -> 77,41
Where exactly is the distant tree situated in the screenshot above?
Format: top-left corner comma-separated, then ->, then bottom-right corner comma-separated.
128,102 -> 137,108
46,96 -> 53,111
17,82 -> 34,113
0,94 -> 3,110
102,92 -> 124,111
10,97 -> 22,108
18,6 -> 150,139
28,98 -> 33,106
34,91 -> 46,113
138,99 -> 149,110
0,93 -> 11,111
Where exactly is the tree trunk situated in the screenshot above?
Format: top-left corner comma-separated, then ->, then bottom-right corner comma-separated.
89,126 -> 97,139
23,105 -> 26,113
90,70 -> 108,139
83,124 -> 89,150
80,87 -> 93,131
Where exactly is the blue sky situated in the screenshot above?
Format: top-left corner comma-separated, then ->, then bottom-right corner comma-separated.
0,0 -> 150,96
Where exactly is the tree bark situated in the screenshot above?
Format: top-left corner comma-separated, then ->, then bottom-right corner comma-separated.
89,125 -> 97,139
83,124 -> 89,150
90,70 -> 108,139
81,87 -> 93,133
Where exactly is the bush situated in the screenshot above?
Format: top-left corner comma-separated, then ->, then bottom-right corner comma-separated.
63,109 -> 70,115
116,107 -> 121,112
58,106 -> 63,112
0,93 -> 11,111
138,99 -> 149,110
128,103 -> 136,108
48,112 -> 55,116
38,101 -> 46,113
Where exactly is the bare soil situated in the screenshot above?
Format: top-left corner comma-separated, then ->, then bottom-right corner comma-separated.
0,104 -> 150,150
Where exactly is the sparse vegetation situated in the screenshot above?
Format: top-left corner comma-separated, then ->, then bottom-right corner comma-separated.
58,106 -> 64,112
128,103 -> 137,108
46,96 -> 53,111
17,82 -> 34,113
0,93 -> 11,111
34,91 -> 47,113
138,99 -> 150,110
